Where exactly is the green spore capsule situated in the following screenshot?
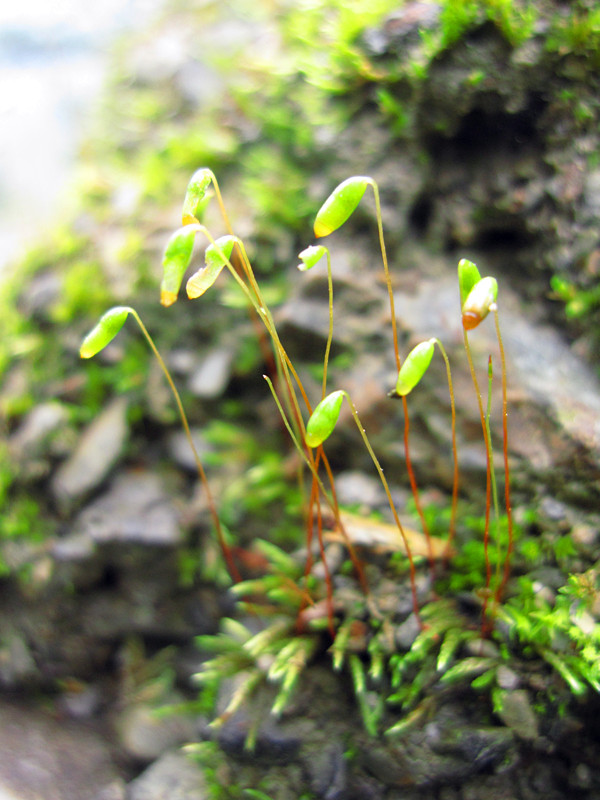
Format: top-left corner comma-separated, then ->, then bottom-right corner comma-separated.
80,306 -> 131,358
182,168 -> 212,225
457,258 -> 482,307
305,390 -> 345,448
314,177 -> 369,238
462,276 -> 498,330
298,245 -> 327,271
393,339 -> 435,396
186,235 -> 235,299
160,226 -> 197,307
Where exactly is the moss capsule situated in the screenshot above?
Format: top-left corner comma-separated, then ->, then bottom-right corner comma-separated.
182,168 -> 212,226
313,177 -> 369,238
80,306 -> 131,358
461,277 -> 498,330
458,258 -> 482,307
186,235 -> 235,299
305,390 -> 345,448
393,339 -> 435,396
160,226 -> 197,307
298,245 -> 327,271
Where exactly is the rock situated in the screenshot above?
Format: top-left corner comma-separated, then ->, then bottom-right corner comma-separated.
67,470 -> 181,548
8,402 -> 69,461
188,347 -> 234,398
0,700 -> 120,800
117,702 -> 196,762
127,750 -> 209,800
167,428 -> 213,473
493,689 -> 539,741
395,612 -> 421,650
51,398 -> 129,508
0,631 -> 37,689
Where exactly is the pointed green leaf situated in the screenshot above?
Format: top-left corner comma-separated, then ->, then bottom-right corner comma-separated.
457,258 -> 481,306
160,226 -> 197,307
298,245 -> 327,271
394,339 -> 435,396
314,176 -> 369,238
305,390 -> 344,448
186,235 -> 235,299
461,276 -> 498,330
80,306 -> 131,358
182,168 -> 213,225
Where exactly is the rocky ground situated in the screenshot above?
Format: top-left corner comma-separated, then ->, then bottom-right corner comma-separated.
1,1 -> 600,798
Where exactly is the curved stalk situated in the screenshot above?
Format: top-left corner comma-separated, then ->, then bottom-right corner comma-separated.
341,391 -> 422,625
492,307 -> 514,606
432,339 -> 459,563
463,329 -> 493,632
128,309 -> 240,582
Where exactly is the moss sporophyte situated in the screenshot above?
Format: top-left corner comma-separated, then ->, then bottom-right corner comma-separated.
80,167 -> 587,736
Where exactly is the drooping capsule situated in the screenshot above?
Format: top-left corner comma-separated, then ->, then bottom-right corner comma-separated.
461,276 -> 498,330
393,339 -> 435,396
313,177 -> 370,238
457,258 -> 482,307
160,226 -> 197,307
80,306 -> 131,358
186,235 -> 235,299
305,390 -> 345,448
181,168 -> 213,226
297,245 -> 327,271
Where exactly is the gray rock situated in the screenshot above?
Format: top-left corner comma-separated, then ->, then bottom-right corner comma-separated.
493,689 -> 539,741
51,397 -> 129,507
68,470 -> 181,548
8,402 -> 69,461
127,751 -> 209,800
117,702 -> 196,762
0,701 -> 120,800
188,347 -> 234,398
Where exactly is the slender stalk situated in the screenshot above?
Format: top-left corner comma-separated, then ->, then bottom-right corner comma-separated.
341,392 -> 422,626
322,249 -> 334,398
492,307 -> 514,605
463,330 -> 493,632
401,395 -> 433,570
128,309 -> 240,582
264,377 -> 368,601
368,180 -> 400,372
432,339 -> 459,562
369,179 -> 433,557
485,356 -> 502,591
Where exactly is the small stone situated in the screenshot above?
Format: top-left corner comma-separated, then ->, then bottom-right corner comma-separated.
571,523 -> 598,551
167,428 -> 213,473
494,689 -> 539,741
127,751 -> 208,800
188,347 -> 234,398
118,702 -> 196,762
335,471 -> 387,509
464,639 -> 500,659
51,397 -> 129,507
70,470 -> 181,547
8,402 -> 69,460
395,613 -> 421,650
496,665 -> 520,690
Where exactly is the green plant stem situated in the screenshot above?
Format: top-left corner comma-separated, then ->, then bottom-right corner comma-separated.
323,249 -> 334,397
341,391 -> 421,625
128,308 -> 240,582
492,307 -> 514,606
432,339 -> 459,561
463,329 -> 493,632
264,376 -> 368,601
485,355 -> 502,591
368,179 -> 433,566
